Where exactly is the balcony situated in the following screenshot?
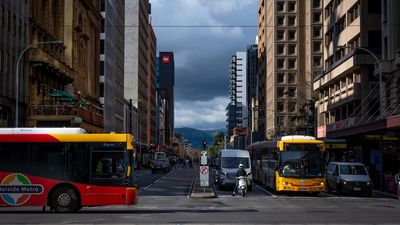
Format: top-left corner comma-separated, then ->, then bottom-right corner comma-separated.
30,104 -> 104,127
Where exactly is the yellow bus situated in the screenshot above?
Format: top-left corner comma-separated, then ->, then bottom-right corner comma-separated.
248,135 -> 326,194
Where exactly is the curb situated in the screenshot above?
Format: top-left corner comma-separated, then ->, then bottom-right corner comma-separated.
189,170 -> 217,199
373,190 -> 398,199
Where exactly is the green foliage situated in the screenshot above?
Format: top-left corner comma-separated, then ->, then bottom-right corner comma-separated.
208,131 -> 225,156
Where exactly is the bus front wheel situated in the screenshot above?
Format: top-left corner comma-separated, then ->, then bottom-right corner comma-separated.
51,186 -> 80,213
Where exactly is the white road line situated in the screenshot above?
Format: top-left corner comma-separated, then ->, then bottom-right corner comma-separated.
139,171 -> 173,193
187,174 -> 196,199
322,192 -> 336,197
255,184 -> 277,198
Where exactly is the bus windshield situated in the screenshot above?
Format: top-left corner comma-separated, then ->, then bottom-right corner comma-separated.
222,157 -> 250,169
92,150 -> 128,179
279,144 -> 323,178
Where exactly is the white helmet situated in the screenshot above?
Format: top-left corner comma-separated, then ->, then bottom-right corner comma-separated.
239,164 -> 244,168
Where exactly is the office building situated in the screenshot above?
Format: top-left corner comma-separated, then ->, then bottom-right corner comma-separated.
100,0 -> 125,133
258,0 -> 323,138
0,1 -> 29,127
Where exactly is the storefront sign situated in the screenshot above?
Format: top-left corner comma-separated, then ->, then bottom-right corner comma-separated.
327,118 -> 355,132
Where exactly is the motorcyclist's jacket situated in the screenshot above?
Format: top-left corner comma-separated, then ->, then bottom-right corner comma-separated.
236,168 -> 247,177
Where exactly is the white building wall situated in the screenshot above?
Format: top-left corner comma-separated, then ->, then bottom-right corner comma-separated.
236,52 -> 248,127
124,1 -> 139,107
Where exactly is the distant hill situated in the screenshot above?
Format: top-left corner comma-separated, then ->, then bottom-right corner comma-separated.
174,127 -> 225,149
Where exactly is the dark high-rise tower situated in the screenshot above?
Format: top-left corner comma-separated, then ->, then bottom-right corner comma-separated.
158,52 -> 175,147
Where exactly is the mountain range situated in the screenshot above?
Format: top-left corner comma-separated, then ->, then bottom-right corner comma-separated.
174,127 -> 225,149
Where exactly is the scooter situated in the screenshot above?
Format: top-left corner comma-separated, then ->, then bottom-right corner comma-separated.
237,176 -> 248,197
395,173 -> 400,200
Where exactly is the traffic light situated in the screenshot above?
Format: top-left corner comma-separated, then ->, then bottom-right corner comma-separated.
202,140 -> 207,150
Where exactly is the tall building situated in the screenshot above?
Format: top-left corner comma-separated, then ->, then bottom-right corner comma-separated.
226,52 -> 248,147
100,0 -> 125,133
314,0 -> 400,192
125,0 -> 152,145
258,0 -> 323,138
246,44 -> 260,141
158,52 -> 175,147
147,21 -> 157,145
0,1 -> 29,127
28,1 -> 104,133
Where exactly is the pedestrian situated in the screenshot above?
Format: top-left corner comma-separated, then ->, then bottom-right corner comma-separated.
189,158 -> 193,168
182,158 -> 187,169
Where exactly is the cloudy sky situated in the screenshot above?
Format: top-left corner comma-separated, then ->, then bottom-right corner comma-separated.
151,0 -> 258,130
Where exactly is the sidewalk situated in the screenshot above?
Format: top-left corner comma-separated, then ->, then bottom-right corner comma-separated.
190,168 -> 216,199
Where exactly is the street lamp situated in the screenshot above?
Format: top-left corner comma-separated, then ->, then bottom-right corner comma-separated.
338,45 -> 384,117
339,45 -> 385,191
15,40 -> 63,127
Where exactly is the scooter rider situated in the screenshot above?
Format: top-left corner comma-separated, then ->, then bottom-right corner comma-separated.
232,164 -> 248,196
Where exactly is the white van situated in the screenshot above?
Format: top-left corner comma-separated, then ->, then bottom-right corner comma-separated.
215,149 -> 252,190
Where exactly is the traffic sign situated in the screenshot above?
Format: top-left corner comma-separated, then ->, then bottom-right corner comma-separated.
199,166 -> 209,187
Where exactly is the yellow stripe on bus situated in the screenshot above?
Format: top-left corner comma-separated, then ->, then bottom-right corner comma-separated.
50,134 -> 134,150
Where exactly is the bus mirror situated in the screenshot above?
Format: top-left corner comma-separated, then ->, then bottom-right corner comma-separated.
320,144 -> 324,151
127,166 -> 132,177
283,143 -> 289,151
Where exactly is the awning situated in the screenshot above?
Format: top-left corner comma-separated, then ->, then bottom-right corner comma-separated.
48,90 -> 90,106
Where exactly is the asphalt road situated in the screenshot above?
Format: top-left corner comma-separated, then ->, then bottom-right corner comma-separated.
0,166 -> 399,224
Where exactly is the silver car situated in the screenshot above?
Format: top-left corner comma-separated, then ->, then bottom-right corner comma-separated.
326,162 -> 372,196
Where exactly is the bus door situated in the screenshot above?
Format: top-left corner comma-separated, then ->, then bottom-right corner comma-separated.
88,149 -> 129,205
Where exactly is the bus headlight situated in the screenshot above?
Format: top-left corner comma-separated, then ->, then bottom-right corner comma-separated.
282,181 -> 289,185
320,182 -> 324,186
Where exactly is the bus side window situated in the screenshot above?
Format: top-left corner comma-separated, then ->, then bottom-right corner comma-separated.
66,143 -> 89,183
29,143 -> 65,179
0,143 -> 29,173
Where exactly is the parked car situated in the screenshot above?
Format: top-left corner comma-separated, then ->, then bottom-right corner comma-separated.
151,159 -> 170,173
326,162 -> 372,196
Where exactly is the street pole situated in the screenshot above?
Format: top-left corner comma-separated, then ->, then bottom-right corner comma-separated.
15,40 -> 63,127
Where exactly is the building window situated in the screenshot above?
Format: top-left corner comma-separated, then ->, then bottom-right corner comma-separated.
288,73 -> 296,84
288,30 -> 296,40
348,3 -> 360,24
313,26 -> 321,37
313,41 -> 321,52
277,30 -> 284,40
0,49 -> 2,71
288,102 -> 296,112
277,73 -> 285,83
288,44 -> 296,55
287,87 -> 296,97
277,44 -> 285,55
277,102 -> 285,112
334,17 -> 346,35
288,16 -> 296,26
0,6 -> 3,28
277,16 -> 285,26
277,87 -> 285,98
288,1 -> 296,12
313,12 -> 321,23
277,1 -> 284,12
288,59 -> 296,69
313,0 -> 321,8
277,59 -> 285,69
313,56 -> 322,67
100,39 -> 105,54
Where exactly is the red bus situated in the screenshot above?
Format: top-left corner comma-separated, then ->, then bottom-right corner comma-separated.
0,128 -> 137,212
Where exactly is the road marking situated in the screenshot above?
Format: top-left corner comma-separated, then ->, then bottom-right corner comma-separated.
255,184 -> 277,198
187,174 -> 196,199
139,171 -> 174,193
